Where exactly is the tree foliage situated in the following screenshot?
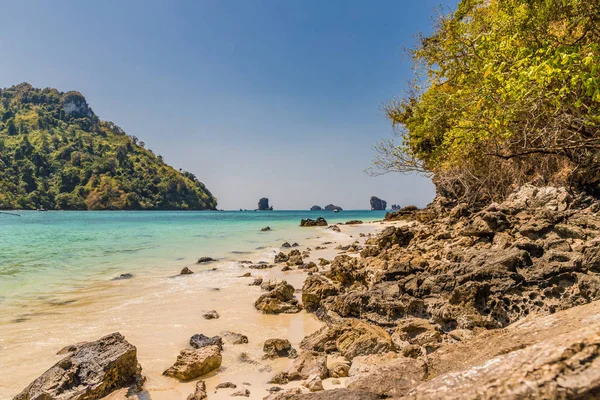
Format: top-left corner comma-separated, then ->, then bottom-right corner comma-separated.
373,0 -> 600,203
0,83 -> 217,210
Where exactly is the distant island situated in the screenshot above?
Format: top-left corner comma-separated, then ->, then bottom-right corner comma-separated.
257,197 -> 273,210
370,196 -> 387,210
0,83 -> 217,210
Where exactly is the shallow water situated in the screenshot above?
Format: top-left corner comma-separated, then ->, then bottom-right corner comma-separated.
0,210 -> 385,399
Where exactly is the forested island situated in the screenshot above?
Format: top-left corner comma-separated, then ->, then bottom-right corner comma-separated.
0,84 -> 217,210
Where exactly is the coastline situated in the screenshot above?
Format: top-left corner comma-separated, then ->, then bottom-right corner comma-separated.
0,217 -> 389,400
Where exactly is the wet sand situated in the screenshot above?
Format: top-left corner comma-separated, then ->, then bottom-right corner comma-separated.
0,222 -> 384,400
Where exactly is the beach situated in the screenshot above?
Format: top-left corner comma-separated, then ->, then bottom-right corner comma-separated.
0,212 -> 385,400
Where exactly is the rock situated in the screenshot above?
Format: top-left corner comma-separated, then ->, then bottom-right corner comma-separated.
287,351 -> 328,381
281,266 -> 292,272
300,218 -> 328,227
300,319 -> 394,360
197,257 -> 216,264
370,196 -> 387,211
266,389 -> 380,400
324,204 -> 343,211
282,242 -> 292,248
346,354 -> 427,398
180,267 -> 194,275
377,226 -> 414,249
258,197 -> 273,211
318,258 -> 330,266
292,242 -> 300,247
391,318 -> 441,352
215,382 -> 237,390
345,220 -> 363,225
302,274 -> 340,312
261,226 -> 272,231
255,281 -> 302,314
311,205 -> 323,211
163,345 -> 222,381
275,252 -> 289,263
187,380 -> 208,400
268,386 -> 284,392
302,374 -> 324,392
250,278 -> 263,286
221,331 -> 249,344
263,338 -> 296,359
232,388 -> 250,397
327,225 -> 341,232
190,334 -> 223,350
202,310 -> 219,319
14,333 -> 143,400
269,372 -> 290,385
112,273 -> 133,280
249,263 -> 275,269
239,272 -> 252,278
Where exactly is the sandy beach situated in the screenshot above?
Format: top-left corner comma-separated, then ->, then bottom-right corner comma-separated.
1,220 -> 386,400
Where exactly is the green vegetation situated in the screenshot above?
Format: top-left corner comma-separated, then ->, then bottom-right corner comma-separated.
372,0 -> 600,203
0,83 -> 217,210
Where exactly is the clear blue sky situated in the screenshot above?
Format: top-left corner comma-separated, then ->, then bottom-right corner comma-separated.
0,0 -> 458,210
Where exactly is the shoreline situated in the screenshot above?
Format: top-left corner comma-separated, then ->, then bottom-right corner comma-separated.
0,218 -> 390,400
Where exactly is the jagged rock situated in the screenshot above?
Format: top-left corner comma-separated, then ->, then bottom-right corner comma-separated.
250,278 -> 263,286
266,389 -> 380,400
263,338 -> 296,359
287,351 -> 328,381
311,205 -> 323,211
327,225 -> 341,232
391,318 -> 441,352
163,345 -> 222,381
14,333 -> 143,400
301,218 -> 328,227
274,252 -> 290,263
180,267 -> 194,275
302,274 -> 340,312
327,355 -> 350,378
300,319 -> 394,359
249,263 -> 275,269
187,380 -> 208,400
345,220 -> 363,225
197,257 -> 216,264
190,334 -> 223,350
377,226 -> 414,249
370,196 -> 387,211
318,258 -> 330,266
282,242 -> 292,248
255,281 -> 302,314
258,198 -> 273,211
303,374 -> 324,392
202,310 -> 219,319
221,331 -> 248,344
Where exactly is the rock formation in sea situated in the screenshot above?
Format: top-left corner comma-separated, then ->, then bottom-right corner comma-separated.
270,185 -> 600,399
324,204 -> 343,211
391,204 -> 401,210
258,198 -> 274,210
370,196 -> 387,210
311,205 -> 323,211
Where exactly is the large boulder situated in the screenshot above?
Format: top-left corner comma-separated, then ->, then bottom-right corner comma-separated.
287,351 -> 328,381
300,218 -> 328,227
14,333 -> 143,400
300,319 -> 394,360
302,275 -> 340,312
370,196 -> 387,211
163,345 -> 222,381
263,338 -> 297,359
255,281 -> 302,314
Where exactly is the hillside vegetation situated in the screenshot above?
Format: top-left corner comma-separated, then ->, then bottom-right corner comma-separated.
0,83 -> 217,210
372,0 -> 600,204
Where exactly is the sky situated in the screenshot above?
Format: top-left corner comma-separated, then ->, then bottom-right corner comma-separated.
0,0 -> 458,210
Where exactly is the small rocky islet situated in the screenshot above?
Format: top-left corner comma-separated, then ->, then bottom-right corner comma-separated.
14,184 -> 600,399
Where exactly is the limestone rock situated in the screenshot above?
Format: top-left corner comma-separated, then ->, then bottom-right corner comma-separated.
202,310 -> 219,319
180,267 -> 194,275
287,351 -> 328,381
300,218 -> 328,227
263,338 -> 296,359
163,345 -> 222,381
190,334 -> 223,350
255,281 -> 302,314
370,196 -> 387,211
187,380 -> 208,400
221,331 -> 248,344
14,333 -> 143,400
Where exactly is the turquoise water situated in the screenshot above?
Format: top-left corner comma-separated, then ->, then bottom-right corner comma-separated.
0,210 -> 385,306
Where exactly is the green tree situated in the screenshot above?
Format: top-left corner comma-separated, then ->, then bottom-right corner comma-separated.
372,0 -> 600,203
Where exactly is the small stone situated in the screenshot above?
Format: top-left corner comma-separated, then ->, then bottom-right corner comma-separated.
203,310 -> 220,319
215,382 -> 237,390
180,267 -> 194,275
197,257 -> 216,263
231,388 -> 250,397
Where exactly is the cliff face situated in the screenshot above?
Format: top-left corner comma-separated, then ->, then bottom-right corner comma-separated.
0,83 -> 217,210
370,196 -> 387,210
258,197 -> 273,210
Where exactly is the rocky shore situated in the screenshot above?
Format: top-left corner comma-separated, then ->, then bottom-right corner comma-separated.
13,185 -> 600,399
